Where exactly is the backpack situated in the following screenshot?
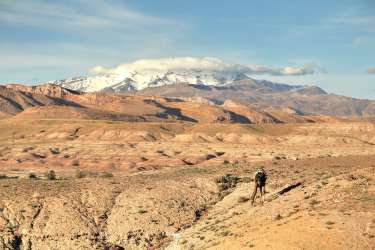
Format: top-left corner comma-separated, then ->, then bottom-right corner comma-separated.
254,169 -> 267,186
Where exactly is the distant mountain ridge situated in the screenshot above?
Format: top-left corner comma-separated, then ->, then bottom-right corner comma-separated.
44,70 -> 319,94
135,81 -> 375,117
3,65 -> 374,117
0,83 -> 349,124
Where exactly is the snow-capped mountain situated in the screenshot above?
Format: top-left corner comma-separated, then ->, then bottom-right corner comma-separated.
41,57 -> 322,92
44,75 -> 126,93
42,57 -> 319,93
44,71 -> 254,93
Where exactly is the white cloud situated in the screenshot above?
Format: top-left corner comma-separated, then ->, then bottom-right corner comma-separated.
367,67 -> 375,74
245,64 -> 316,76
90,57 -> 319,76
0,1 -> 187,82
0,0 -> 180,30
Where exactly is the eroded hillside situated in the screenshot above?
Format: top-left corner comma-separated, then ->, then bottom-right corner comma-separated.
0,119 -> 375,249
0,84 -> 360,123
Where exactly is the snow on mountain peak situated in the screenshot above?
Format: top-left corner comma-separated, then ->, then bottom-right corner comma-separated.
43,57 -> 318,92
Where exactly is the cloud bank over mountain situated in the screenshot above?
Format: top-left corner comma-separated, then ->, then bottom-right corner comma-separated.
89,57 -> 318,77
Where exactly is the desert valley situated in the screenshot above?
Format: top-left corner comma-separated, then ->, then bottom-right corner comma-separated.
0,77 -> 375,249
1,1 -> 375,248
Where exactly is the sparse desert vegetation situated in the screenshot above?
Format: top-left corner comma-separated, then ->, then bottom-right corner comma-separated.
2,0 -> 375,248
0,118 -> 375,249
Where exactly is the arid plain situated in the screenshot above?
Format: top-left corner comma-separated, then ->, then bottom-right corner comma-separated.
0,85 -> 375,249
1,118 -> 375,249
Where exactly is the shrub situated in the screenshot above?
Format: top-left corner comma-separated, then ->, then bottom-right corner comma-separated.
238,196 -> 250,203
216,173 -> 240,191
49,148 -> 60,155
241,176 -> 253,183
29,173 -> 38,179
75,170 -> 88,178
46,170 -> 57,180
31,152 -> 47,159
223,160 -> 241,168
221,230 -> 231,236
101,171 -> 113,178
309,199 -> 320,206
138,209 -> 148,214
325,221 -> 335,225
72,160 -> 80,166
273,214 -> 283,221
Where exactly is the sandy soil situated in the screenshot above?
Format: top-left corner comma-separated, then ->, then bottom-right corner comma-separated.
0,119 -> 375,249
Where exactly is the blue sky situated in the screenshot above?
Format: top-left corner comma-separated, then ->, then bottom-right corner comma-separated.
0,0 -> 374,99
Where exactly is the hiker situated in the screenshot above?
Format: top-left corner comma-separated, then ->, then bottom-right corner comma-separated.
250,167 -> 267,206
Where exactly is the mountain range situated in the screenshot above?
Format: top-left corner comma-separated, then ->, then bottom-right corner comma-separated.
40,69 -> 375,117
0,83 -> 347,124
47,70 -> 312,93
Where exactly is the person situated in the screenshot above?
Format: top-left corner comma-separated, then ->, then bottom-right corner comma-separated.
251,167 -> 267,206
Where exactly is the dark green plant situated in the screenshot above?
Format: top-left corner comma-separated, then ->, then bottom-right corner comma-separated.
101,171 -> 113,178
75,170 -> 88,178
46,170 -> 57,180
29,173 -> 38,179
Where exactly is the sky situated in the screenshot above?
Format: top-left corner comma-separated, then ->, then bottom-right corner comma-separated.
0,0 -> 374,99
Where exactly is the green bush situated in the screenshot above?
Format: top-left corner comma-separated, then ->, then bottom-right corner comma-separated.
46,170 -> 57,180
238,196 -> 250,203
216,173 -> 240,191
241,176 -> 253,183
72,160 -> 80,166
100,171 -> 113,178
29,173 -> 38,179
75,170 -> 88,179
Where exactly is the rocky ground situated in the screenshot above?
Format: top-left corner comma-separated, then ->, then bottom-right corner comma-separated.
0,119 -> 375,249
